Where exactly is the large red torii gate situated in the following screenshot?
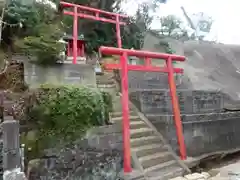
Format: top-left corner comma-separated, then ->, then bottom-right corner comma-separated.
99,46 -> 187,173
60,1 -> 187,174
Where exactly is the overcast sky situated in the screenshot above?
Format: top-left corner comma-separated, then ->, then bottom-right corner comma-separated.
122,0 -> 240,44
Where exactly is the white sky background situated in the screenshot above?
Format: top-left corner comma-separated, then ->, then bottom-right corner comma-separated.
122,0 -> 240,44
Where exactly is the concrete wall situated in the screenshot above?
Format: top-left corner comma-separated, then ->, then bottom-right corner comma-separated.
130,89 -> 240,157
148,112 -> 240,157
130,90 -> 225,115
24,61 -> 96,88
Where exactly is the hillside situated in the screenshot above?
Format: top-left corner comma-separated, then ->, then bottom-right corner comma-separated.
143,32 -> 240,102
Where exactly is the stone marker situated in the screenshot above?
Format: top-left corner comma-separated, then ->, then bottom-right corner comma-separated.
2,120 -> 21,171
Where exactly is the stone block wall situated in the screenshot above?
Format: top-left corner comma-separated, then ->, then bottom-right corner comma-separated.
130,89 -> 240,157
24,61 -> 96,88
128,70 -> 189,91
86,123 -> 123,151
27,124 -> 124,180
148,112 -> 240,157
130,90 -> 225,115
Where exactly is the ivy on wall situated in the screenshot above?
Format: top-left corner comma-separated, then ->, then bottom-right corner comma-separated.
159,41 -> 177,64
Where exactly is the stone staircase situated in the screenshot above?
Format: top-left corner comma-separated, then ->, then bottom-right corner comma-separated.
111,96 -> 190,180
96,72 -> 191,180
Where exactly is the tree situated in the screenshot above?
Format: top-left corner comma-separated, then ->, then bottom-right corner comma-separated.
122,3 -> 153,49
158,15 -> 191,40
0,0 -> 157,61
1,0 -> 59,52
15,23 -> 65,64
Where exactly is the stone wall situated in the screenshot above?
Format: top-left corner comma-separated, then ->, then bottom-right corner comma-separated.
148,112 -> 240,157
130,89 -> 240,157
85,123 -> 123,151
130,90 -> 226,115
27,124 -> 125,180
24,61 -> 96,88
128,71 -> 188,91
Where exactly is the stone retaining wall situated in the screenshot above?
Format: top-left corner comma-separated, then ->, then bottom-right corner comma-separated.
27,124 -> 124,180
148,112 -> 240,157
24,61 -> 96,88
86,123 -> 123,151
130,89 -> 240,157
130,90 -> 228,115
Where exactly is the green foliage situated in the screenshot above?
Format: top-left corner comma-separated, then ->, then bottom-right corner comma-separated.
159,41 -> 177,64
2,0 -> 59,49
159,41 -> 175,54
14,23 -> 65,64
158,15 -> 193,41
122,3 -> 153,49
2,0 -> 167,57
20,85 -> 113,152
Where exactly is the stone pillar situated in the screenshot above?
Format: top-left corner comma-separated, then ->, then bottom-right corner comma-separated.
2,120 -> 20,171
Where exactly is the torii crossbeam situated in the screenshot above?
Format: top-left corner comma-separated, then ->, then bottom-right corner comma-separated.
99,46 -> 187,173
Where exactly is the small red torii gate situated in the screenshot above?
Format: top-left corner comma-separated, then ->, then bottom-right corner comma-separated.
60,1 -> 127,64
99,46 -> 187,173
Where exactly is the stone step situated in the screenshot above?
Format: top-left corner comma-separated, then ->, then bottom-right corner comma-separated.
144,160 -> 176,173
147,166 -> 184,180
134,144 -> 167,157
130,127 -> 152,135
139,151 -> 171,162
132,143 -> 162,152
113,106 -> 134,112
111,111 -> 135,117
123,170 -> 145,180
130,121 -> 147,129
141,152 -> 173,169
130,129 -> 154,139
130,121 -> 144,125
112,104 -> 134,112
131,136 -> 162,148
111,115 -> 139,122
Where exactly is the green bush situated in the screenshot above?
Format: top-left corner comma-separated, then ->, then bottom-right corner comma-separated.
21,84 -> 113,150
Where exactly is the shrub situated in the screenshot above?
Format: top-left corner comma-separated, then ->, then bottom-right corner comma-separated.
19,84 -> 113,152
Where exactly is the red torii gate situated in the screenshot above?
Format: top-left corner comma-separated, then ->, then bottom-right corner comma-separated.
60,1 -> 127,64
99,46 -> 187,173
60,0 -> 187,174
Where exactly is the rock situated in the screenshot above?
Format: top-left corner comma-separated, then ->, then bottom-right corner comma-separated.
184,173 -> 205,180
169,176 -> 187,180
3,168 -> 27,180
201,172 -> 211,179
27,145 -> 123,180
